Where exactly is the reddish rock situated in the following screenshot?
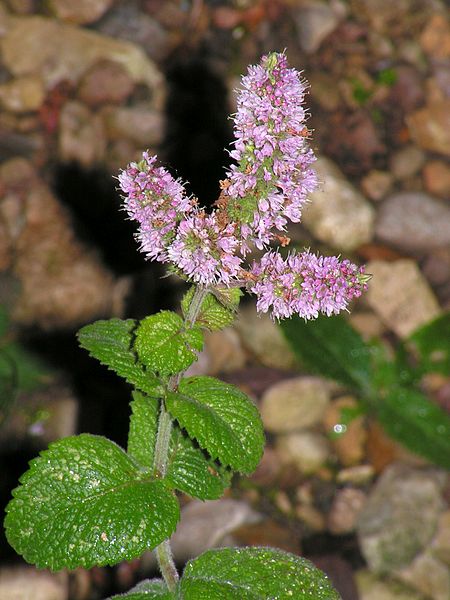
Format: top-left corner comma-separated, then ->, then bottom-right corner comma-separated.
407,100 -> 450,157
423,160 -> 450,199
77,60 -> 135,107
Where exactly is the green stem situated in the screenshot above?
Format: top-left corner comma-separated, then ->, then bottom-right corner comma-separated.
153,285 -> 208,591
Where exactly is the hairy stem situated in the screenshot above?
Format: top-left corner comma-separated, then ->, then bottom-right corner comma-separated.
153,285 -> 208,591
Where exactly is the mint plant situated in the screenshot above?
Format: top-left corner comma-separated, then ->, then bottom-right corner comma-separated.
4,53 -> 369,599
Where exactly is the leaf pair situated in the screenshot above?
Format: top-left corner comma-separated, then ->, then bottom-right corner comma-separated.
109,547 -> 341,600
280,313 -> 450,470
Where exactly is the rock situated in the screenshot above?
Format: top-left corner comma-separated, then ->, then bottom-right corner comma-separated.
337,464 -> 375,485
0,75 -> 45,113
396,551 -> 450,600
355,570 -> 425,600
234,305 -> 297,371
233,518 -> 301,554
276,431 -> 330,475
351,0 -> 411,33
360,170 -> 393,202
5,0 -> 35,14
328,487 -> 367,535
0,16 -> 164,103
0,158 -> 129,328
58,101 -> 106,167
203,328 -> 246,375
302,157 -> 375,251
365,260 -> 441,338
101,105 -> 164,147
97,3 -> 171,63
323,396 -> 367,466
295,503 -> 326,532
309,72 -> 341,111
293,1 -> 341,54
261,376 -> 331,433
167,499 -> 261,564
407,100 -> 450,157
423,160 -> 450,199
46,0 -> 112,24
389,65 -> 425,113
77,60 -> 135,107
422,248 -> 450,286
0,566 -> 68,600
356,463 -> 446,573
389,145 -> 425,180
375,192 -> 450,252
348,311 -> 385,341
431,510 -> 450,566
420,14 -> 450,60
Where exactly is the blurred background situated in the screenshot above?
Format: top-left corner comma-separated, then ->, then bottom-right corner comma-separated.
0,1 -> 449,599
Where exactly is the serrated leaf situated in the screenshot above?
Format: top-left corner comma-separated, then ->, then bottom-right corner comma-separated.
375,386 -> 450,469
167,427 -> 232,500
127,392 -> 231,500
128,391 -> 160,470
166,376 -> 264,474
280,315 -> 372,392
77,319 -> 162,396
182,288 -> 240,331
108,579 -> 175,599
4,434 -> 179,570
180,547 -> 341,599
409,312 -> 450,375
134,312 -> 203,377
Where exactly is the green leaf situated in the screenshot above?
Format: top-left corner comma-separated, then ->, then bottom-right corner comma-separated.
409,312 -> 450,375
127,391 -> 231,500
0,351 -> 17,426
166,376 -> 264,474
134,312 -> 203,377
0,305 -> 9,338
167,427 -> 232,500
2,343 -> 50,391
375,386 -> 450,469
108,579 -> 175,599
182,288 -> 241,331
279,315 -> 372,391
77,319 -> 162,396
128,391 -> 160,470
4,434 -> 180,570
180,547 -> 341,599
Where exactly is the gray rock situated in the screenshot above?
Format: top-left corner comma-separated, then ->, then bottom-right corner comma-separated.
294,1 -> 342,54
389,145 -> 425,180
431,510 -> 450,566
261,376 -> 331,433
396,551 -> 450,600
357,463 -> 447,573
355,570 -> 425,600
302,157 -> 375,251
276,431 -> 330,474
0,567 -> 68,600
101,104 -> 164,147
376,192 -> 450,252
407,100 -> 450,157
59,101 -> 106,167
328,488 -> 367,535
365,259 -> 441,338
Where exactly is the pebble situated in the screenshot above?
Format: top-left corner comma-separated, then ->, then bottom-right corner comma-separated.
0,75 -> 45,113
420,14 -> 450,60
396,551 -> 450,600
360,169 -> 393,201
46,0 -> 113,25
261,376 -> 331,433
203,328 -> 246,375
77,60 -> 135,107
323,396 -> 367,466
0,16 -> 164,100
295,503 -> 326,532
355,570 -> 424,600
0,158 -> 129,328
407,100 -> 450,157
58,101 -> 106,167
356,463 -> 446,573
101,105 -> 164,147
234,305 -> 297,371
328,487 -> 367,535
430,510 -> 450,566
422,248 -> 450,287
365,259 -> 441,338
302,157 -> 375,251
348,312 -> 385,341
337,464 -> 375,485
0,567 -> 68,600
423,160 -> 450,199
276,431 -> 330,475
375,191 -> 450,252
294,0 -> 341,54
389,145 -> 425,180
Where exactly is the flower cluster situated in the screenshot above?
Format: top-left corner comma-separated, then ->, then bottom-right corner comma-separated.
224,52 -> 317,250
118,52 -> 368,320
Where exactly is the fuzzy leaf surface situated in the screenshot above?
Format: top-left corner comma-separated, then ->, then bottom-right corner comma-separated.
280,315 -> 371,391
108,579 -> 175,599
375,386 -> 450,469
182,288 -> 240,331
166,376 -> 264,474
4,434 -> 179,570
77,319 -> 162,396
127,391 -> 160,470
180,547 -> 341,599
134,312 -> 203,377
